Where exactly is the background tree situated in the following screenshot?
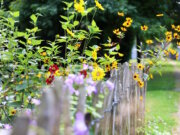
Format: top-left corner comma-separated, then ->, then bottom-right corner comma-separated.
5,0 -> 180,62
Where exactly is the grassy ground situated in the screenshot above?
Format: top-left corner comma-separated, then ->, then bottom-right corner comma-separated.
145,60 -> 180,134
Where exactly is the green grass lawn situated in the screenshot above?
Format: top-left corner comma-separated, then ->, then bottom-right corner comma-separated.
145,60 -> 180,134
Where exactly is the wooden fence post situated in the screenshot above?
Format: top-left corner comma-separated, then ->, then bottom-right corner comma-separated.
9,63 -> 148,135
11,116 -> 29,135
37,78 -> 64,135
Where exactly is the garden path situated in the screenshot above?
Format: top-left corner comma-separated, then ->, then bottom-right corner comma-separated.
171,61 -> 180,135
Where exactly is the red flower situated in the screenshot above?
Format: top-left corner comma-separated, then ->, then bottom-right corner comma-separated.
46,75 -> 54,85
80,70 -> 87,78
49,64 -> 59,74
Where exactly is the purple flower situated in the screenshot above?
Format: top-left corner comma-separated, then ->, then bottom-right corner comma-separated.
65,75 -> 76,94
29,119 -> 37,126
31,99 -> 41,106
74,112 -> 89,135
88,66 -> 93,71
4,124 -> 12,130
106,80 -> 114,91
74,75 -> 84,85
86,85 -> 97,95
68,74 -> 76,80
83,64 -> 88,70
25,109 -> 32,117
86,78 -> 96,86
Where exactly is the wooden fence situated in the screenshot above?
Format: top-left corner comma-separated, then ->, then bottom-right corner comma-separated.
6,62 -> 147,135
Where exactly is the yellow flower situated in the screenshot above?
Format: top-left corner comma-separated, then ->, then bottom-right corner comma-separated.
92,50 -> 97,61
133,73 -> 139,81
74,0 -> 85,13
137,63 -> 144,70
112,61 -> 118,69
64,68 -> 70,76
176,53 -> 179,60
156,14 -> 164,17
45,71 -> 51,79
141,25 -> 148,31
177,42 -> 180,46
165,31 -> 172,42
83,60 -> 87,64
37,73 -> 42,78
92,67 -> 105,81
138,80 -> 144,88
41,52 -> 47,56
164,50 -> 169,56
170,49 -> 176,55
67,29 -> 74,37
166,35 -> 172,42
123,21 -> 132,28
113,28 -> 120,35
95,0 -> 104,11
19,81 -> 23,85
75,43 -> 81,49
54,70 -> 63,76
174,33 -> 179,39
172,24 -> 175,29
121,27 -> 127,32
175,25 -> 180,32
149,73 -> 153,79
126,17 -> 133,23
118,12 -> 124,17
105,64 -> 111,72
146,40 -> 153,45
10,109 -> 17,116
148,60 -> 153,66
93,62 -> 98,68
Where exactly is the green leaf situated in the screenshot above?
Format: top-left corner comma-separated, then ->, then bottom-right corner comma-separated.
109,51 -> 118,55
10,11 -> 19,18
116,44 -> 120,51
69,15 -> 74,21
87,7 -> 94,13
61,15 -> 68,21
85,50 -> 92,57
62,1 -> 73,8
16,83 -> 28,91
92,20 -> 97,27
73,21 -> 79,27
9,101 -> 22,107
31,39 -> 42,46
30,14 -> 37,24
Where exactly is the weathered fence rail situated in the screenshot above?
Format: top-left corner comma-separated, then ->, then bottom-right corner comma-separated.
4,62 -> 147,135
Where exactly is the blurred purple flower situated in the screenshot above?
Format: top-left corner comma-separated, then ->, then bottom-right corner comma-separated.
106,80 -> 114,91
74,90 -> 79,96
4,124 -> 12,130
25,109 -> 32,117
86,78 -> 96,86
74,112 -> 89,135
75,75 -> 84,85
29,119 -> 37,126
65,75 -> 76,94
88,66 -> 93,71
32,99 -> 41,106
83,64 -> 88,70
68,74 -> 76,81
86,85 -> 97,95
